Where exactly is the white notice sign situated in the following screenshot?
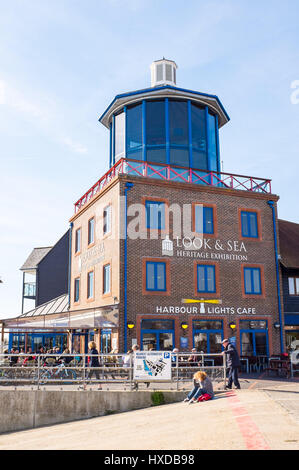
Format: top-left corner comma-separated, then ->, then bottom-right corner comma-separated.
133,351 -> 172,381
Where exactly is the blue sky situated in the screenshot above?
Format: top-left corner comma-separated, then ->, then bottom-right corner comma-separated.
0,0 -> 299,317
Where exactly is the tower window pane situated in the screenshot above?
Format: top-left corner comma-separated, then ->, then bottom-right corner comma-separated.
146,101 -> 166,148
208,113 -> 217,171
191,104 -> 207,170
126,104 -> 142,157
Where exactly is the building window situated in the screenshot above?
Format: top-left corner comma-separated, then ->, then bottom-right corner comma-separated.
88,217 -> 95,245
146,100 -> 166,163
87,271 -> 94,299
75,228 -> 81,253
169,99 -> 189,167
288,277 -> 299,295
243,267 -> 262,295
194,205 -> 214,234
141,319 -> 174,351
241,211 -> 259,238
146,261 -> 166,291
240,320 -> 268,357
103,205 -> 111,235
197,264 -> 216,293
126,103 -> 142,160
145,200 -> 166,230
103,264 -> 111,295
74,278 -> 80,303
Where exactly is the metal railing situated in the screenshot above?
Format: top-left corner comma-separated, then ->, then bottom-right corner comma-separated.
74,158 -> 272,212
0,352 -> 226,390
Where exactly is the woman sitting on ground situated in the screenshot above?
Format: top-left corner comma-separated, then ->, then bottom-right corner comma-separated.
184,371 -> 214,404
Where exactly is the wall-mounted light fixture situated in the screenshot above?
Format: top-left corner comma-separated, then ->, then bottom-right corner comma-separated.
229,322 -> 236,330
273,322 -> 281,329
181,322 -> 188,330
127,322 -> 135,329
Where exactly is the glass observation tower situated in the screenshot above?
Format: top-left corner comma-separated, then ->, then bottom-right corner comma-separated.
99,58 -> 229,173
74,59 -> 272,213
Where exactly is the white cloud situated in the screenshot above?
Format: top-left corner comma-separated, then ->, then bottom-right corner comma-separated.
0,78 -> 88,154
62,137 -> 88,154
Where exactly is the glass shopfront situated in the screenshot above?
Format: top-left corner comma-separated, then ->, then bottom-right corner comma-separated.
9,333 -> 68,353
141,319 -> 174,351
240,320 -> 268,356
192,320 -> 223,353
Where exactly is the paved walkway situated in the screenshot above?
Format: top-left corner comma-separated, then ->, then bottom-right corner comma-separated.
0,377 -> 298,450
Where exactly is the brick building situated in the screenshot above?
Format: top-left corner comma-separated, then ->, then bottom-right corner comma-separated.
68,59 -> 283,356
279,219 -> 299,351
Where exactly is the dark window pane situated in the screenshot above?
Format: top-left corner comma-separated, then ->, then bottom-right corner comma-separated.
194,332 -> 208,353
193,320 -> 223,330
244,268 -> 252,293
156,263 -> 166,290
146,101 -> 165,147
146,201 -> 165,229
74,278 -> 80,302
88,218 -> 94,245
191,104 -> 207,169
169,148 -> 189,167
192,150 -> 208,170
169,100 -> 188,147
240,320 -> 267,329
157,64 -> 163,81
197,265 -> 216,293
126,104 -> 142,154
208,113 -> 217,171
197,265 -> 206,292
195,206 -> 214,234
255,333 -> 267,355
159,332 -> 173,351
209,333 -> 222,353
241,332 -> 254,356
146,262 -> 155,290
165,64 -> 172,82
146,147 -> 167,164
241,211 -> 258,238
141,320 -> 174,330
249,213 -> 258,237
252,268 -> 261,294
142,333 -> 157,351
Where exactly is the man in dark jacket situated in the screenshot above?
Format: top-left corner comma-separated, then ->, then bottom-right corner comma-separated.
221,339 -> 241,389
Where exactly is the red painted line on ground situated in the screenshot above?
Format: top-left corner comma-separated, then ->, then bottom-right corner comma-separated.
226,391 -> 270,450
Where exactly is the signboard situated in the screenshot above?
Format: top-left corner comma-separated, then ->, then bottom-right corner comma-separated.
180,337 -> 189,349
133,351 -> 172,381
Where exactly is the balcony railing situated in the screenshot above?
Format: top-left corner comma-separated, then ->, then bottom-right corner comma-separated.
74,158 -> 272,213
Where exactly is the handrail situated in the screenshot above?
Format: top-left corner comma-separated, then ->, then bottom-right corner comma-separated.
74,158 -> 272,213
0,352 -> 227,389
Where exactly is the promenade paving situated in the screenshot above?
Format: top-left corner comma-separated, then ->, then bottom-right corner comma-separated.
0,376 -> 298,450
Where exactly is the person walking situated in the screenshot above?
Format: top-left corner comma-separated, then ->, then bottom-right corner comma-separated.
80,341 -> 102,390
221,338 -> 241,389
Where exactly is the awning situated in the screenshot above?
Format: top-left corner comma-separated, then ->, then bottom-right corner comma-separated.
1,299 -> 119,331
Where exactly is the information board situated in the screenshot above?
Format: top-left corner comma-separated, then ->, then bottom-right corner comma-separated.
133,351 -> 172,381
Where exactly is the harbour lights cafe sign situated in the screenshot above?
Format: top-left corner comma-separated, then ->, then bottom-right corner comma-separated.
162,236 -> 248,261
155,304 -> 258,316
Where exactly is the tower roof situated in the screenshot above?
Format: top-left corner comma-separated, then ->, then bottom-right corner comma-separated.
99,84 -> 230,129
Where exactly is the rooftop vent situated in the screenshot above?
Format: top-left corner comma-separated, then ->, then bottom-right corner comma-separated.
150,58 -> 177,87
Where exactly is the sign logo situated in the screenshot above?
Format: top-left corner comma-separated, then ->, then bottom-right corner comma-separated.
162,235 -> 173,256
